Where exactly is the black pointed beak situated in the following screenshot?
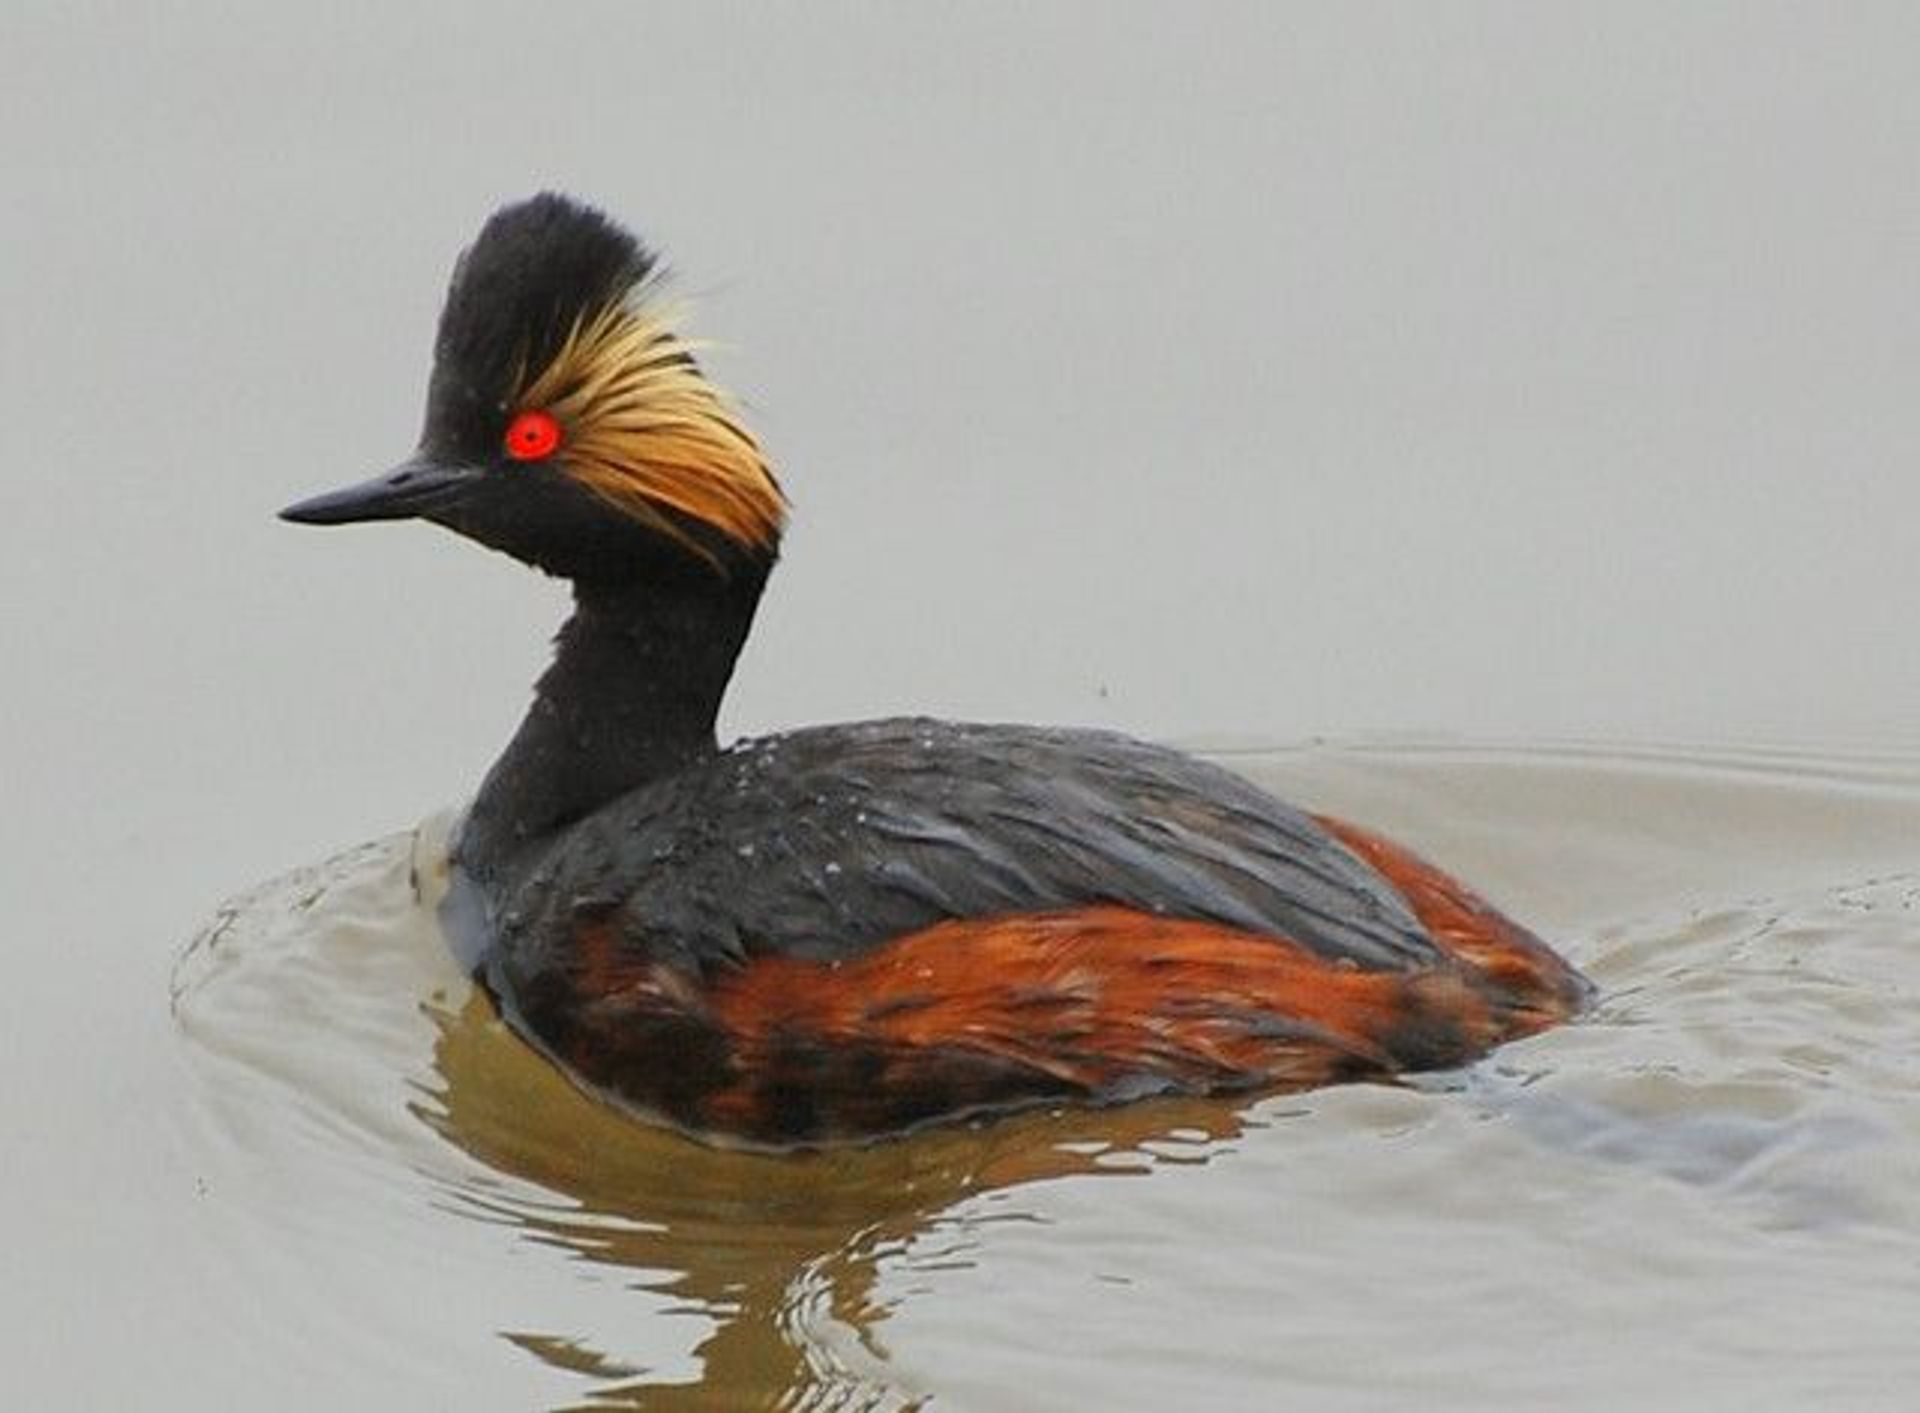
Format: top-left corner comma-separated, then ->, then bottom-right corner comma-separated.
279,456 -> 482,525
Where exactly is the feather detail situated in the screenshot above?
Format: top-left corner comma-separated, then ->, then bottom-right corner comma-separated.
517,286 -> 786,560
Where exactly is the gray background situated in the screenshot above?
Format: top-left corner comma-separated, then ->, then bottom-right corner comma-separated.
7,2 -> 1916,912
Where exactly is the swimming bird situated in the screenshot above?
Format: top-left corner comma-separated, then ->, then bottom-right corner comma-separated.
282,194 -> 1590,1146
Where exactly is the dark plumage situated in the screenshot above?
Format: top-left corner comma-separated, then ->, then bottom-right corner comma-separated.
495,719 -> 1436,978
427,194 -> 653,467
283,194 -> 1591,1146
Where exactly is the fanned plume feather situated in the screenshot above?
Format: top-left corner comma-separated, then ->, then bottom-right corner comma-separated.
517,280 -> 786,561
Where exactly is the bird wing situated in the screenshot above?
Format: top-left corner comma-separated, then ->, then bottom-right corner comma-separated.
500,717 -> 1441,977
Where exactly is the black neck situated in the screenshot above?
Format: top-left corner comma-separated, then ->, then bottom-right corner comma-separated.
455,568 -> 766,884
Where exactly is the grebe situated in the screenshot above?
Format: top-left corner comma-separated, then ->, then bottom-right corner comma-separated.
283,194 -> 1590,1146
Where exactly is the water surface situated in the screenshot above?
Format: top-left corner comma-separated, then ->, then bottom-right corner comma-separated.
172,741 -> 1920,1409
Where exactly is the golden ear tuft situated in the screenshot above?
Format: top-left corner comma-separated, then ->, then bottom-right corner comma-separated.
516,285 -> 786,561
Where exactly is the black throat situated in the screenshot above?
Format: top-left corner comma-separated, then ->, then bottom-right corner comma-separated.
455,567 -> 767,886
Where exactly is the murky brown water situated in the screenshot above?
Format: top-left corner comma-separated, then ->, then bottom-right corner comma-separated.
170,742 -> 1920,1409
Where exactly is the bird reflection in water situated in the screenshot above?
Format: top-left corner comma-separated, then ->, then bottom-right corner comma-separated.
415,984 -> 1261,1409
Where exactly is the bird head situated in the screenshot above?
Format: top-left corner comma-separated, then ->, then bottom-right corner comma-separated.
282,194 -> 786,584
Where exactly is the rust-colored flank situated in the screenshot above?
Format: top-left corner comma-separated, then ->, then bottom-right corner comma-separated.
554,830 -> 1587,1146
1309,813 -> 1588,1031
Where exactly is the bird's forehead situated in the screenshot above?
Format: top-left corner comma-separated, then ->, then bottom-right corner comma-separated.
431,195 -> 659,406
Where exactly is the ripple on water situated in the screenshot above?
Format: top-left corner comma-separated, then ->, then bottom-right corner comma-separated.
171,744 -> 1920,1410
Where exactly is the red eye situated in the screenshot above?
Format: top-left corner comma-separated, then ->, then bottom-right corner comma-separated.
503,409 -> 562,461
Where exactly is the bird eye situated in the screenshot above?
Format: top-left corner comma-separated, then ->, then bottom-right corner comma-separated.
503,409 -> 562,461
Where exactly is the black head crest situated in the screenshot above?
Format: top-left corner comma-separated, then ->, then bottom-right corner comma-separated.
424,194 -> 655,460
